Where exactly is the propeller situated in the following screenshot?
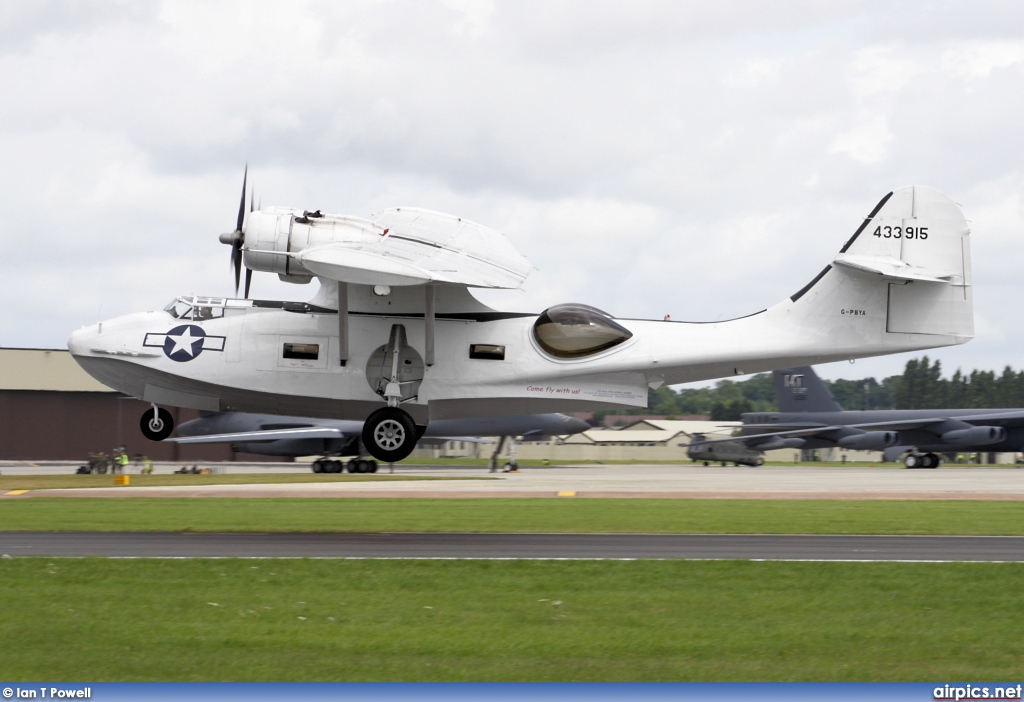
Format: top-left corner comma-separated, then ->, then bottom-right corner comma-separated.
218,165 -> 250,297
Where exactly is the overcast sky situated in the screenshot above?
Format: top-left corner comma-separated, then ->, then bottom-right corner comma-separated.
2,0 -> 1023,386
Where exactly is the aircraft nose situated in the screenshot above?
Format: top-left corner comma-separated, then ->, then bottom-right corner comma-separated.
564,417 -> 590,434
67,325 -> 94,357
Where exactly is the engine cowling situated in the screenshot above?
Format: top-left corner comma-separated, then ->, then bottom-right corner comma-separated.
836,431 -> 900,450
941,426 -> 1006,446
242,208 -> 384,281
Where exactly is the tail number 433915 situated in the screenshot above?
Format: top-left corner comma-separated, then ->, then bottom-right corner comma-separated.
873,225 -> 928,239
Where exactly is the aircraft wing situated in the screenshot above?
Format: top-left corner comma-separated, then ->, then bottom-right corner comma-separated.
695,410 -> 1024,447
291,208 -> 532,289
168,427 -> 349,444
691,425 -> 834,447
416,436 -> 496,446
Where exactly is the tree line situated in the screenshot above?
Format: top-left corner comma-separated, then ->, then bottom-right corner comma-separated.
594,356 -> 1024,422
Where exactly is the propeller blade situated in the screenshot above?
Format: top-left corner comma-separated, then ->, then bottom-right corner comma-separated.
232,244 -> 242,295
244,268 -> 253,299
235,164 -> 248,234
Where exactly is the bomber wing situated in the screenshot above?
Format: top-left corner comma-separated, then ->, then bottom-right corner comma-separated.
693,410 -> 1024,447
167,426 -> 352,444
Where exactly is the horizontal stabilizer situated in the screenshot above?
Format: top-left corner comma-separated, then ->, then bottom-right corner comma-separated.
832,253 -> 954,283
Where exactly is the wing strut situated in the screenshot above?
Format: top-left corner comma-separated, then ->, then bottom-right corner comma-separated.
425,284 -> 435,366
338,282 -> 349,366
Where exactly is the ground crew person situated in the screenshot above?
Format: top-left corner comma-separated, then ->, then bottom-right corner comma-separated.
141,455 -> 153,474
116,449 -> 129,474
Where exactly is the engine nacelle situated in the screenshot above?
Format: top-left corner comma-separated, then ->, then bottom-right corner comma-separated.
941,426 -> 1006,446
751,437 -> 806,451
242,208 -> 384,281
836,431 -> 900,450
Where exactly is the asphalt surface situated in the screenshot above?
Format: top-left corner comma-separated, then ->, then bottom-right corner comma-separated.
6,463 -> 1024,499
3,532 -> 1024,561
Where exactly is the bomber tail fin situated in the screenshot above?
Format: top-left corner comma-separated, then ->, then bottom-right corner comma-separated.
772,366 -> 843,413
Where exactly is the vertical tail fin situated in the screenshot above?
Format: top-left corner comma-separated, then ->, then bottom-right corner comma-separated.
772,366 -> 843,412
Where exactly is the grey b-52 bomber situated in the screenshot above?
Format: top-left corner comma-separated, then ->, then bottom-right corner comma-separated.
693,366 -> 1024,468
169,411 -> 588,473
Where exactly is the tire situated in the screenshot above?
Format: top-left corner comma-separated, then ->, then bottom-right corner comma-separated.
140,407 -> 175,441
755,457 -> 765,466
905,454 -> 920,469
368,461 -> 379,473
331,460 -> 344,473
312,460 -> 324,473
703,461 -> 709,467
361,407 -> 417,462
926,453 -> 940,469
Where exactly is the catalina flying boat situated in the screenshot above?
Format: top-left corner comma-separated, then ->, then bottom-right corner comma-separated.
68,174 -> 976,463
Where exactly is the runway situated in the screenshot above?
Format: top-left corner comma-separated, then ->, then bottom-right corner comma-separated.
4,532 -> 1024,561
5,463 -> 1024,500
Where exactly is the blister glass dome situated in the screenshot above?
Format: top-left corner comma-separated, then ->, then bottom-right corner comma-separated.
533,304 -> 633,358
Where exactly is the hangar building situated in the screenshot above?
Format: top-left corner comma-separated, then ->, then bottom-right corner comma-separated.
0,347 -> 278,463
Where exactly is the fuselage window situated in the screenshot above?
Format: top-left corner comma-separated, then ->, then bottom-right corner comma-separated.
532,304 -> 633,359
283,343 -> 320,360
470,344 -> 506,360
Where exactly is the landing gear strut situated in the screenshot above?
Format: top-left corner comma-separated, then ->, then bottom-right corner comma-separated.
488,435 -> 520,473
140,405 -> 174,441
904,452 -> 940,469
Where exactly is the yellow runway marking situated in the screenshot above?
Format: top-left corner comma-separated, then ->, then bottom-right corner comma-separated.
557,490 -> 577,497
4,490 -> 30,496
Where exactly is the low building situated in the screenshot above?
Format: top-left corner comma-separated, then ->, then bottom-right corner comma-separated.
0,347 -> 279,462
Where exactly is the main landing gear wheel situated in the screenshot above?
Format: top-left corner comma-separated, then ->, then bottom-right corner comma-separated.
905,453 -> 940,469
312,459 -> 345,473
140,407 -> 174,441
347,459 -> 379,474
361,407 -> 417,463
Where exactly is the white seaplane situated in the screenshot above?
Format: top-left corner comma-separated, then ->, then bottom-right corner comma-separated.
68,173 -> 975,462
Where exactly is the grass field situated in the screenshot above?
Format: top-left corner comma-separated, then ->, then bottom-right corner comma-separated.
4,498 -> 1024,534
0,473 -> 473,491
1,558 -> 1021,681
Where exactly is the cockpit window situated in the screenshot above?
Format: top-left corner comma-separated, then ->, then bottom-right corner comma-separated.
164,297 -> 225,321
533,304 -> 633,359
165,299 -> 193,319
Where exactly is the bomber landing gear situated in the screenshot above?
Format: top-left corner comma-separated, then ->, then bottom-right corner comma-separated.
140,405 -> 174,441
347,458 -> 379,474
361,407 -> 417,463
310,458 -> 380,473
904,452 -> 940,469
311,459 -> 344,473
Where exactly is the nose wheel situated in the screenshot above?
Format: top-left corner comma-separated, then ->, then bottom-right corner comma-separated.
361,407 -> 417,462
140,406 -> 175,441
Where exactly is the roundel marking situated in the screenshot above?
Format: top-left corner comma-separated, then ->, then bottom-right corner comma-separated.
163,324 -> 208,362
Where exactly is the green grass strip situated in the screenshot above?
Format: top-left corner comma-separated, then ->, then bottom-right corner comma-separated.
2,558 -> 1022,681
4,498 -> 1024,534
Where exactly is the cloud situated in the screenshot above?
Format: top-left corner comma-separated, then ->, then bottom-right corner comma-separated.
2,0 -> 1024,385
